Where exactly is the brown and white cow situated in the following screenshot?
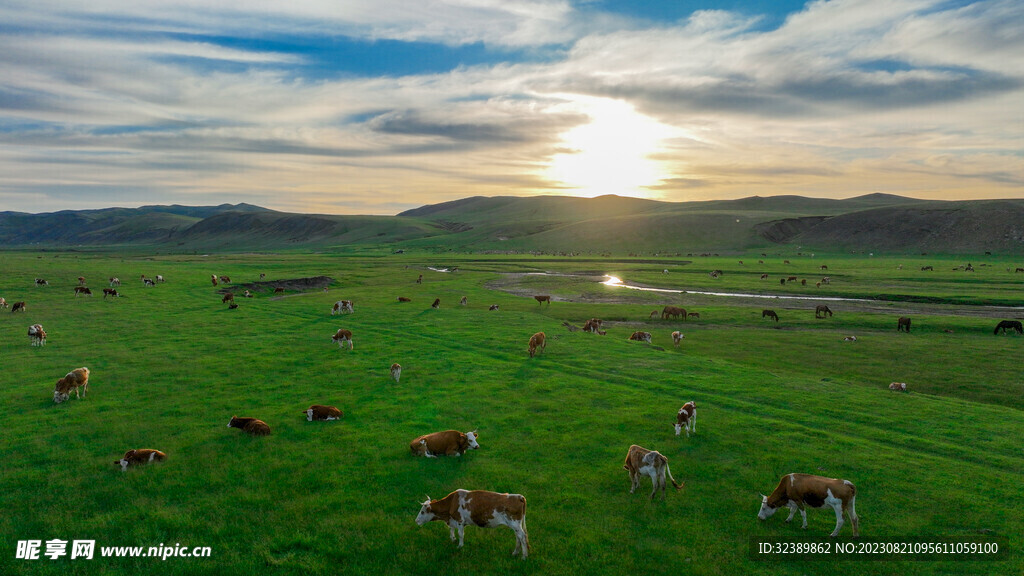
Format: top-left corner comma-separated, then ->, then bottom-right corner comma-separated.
415,489 -> 529,558
391,363 -> 402,383
431,298 -> 441,309
332,300 -> 354,315
220,276 -> 231,283
156,275 -> 165,283
757,473 -> 860,538
332,329 -> 353,350
114,449 -> 166,472
28,324 -> 47,346
628,331 -> 652,343
103,288 -> 120,298
0,297 -> 6,308
109,277 -> 121,287
533,295 -> 551,305
410,430 -> 480,457
582,318 -> 606,335
77,276 -> 86,286
623,444 -> 683,500
54,367 -> 90,403
143,278 -> 156,287
303,405 -> 343,421
211,275 -> 218,286
35,278 -> 49,286
244,290 -> 253,298
528,332 -> 546,357
227,416 -> 271,436
12,301 -> 27,313
889,382 -> 907,392
459,296 -> 467,306
222,293 -> 235,303
671,331 -> 684,346
674,402 -> 696,437
489,304 -> 499,311
74,286 -> 92,297
661,306 -> 685,320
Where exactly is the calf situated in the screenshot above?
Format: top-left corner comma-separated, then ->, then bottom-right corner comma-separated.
842,336 -> 858,342
156,275 -> 165,283
897,317 -> 911,332
244,290 -> 253,298
28,324 -> 47,346
757,473 -> 859,538
227,416 -> 271,436
489,304 -> 499,311
228,302 -> 239,310
889,382 -> 907,392
211,275 -> 218,286
220,276 -> 231,283
459,296 -> 467,306
12,301 -> 27,313
222,293 -> 235,303
103,288 -> 120,298
391,363 -> 402,383
0,297 -> 6,308
398,296 -> 412,302
35,278 -> 49,286
528,332 -> 546,357
74,286 -> 92,297
274,287 -> 284,294
109,277 -> 121,287
416,274 -> 423,284
410,430 -> 480,457
671,331 -> 684,346
687,312 -> 700,319
77,276 -> 86,286
303,405 -> 343,421
533,295 -> 551,305
332,329 -> 354,350
432,298 -> 441,309
415,489 -> 529,558
661,306 -> 685,320
332,300 -> 354,314
674,402 -> 696,437
143,278 -> 156,287
649,310 -> 659,320
582,318 -> 606,335
623,444 -> 683,500
114,449 -> 166,471
760,274 -> 769,280
628,331 -> 652,343
815,305 -> 833,319
53,367 -> 90,403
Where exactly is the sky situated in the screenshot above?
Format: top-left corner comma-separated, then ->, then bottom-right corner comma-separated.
0,0 -> 1021,215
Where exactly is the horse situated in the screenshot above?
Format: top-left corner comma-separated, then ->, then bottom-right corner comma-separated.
897,317 -> 911,333
762,310 -> 779,323
993,320 -> 1023,335
815,305 -> 833,319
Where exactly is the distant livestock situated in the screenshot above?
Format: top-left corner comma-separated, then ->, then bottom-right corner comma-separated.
432,298 -> 441,309
274,287 -> 284,294
109,277 -> 121,286
787,276 -> 798,282
28,324 -> 47,346
649,310 -> 660,320
156,275 -> 165,283
332,300 -> 354,314
921,266 -> 933,271
143,278 -> 155,287
228,416 -> 271,436
391,363 -> 402,383
889,382 -> 907,392
54,367 -> 90,404
114,449 -> 166,472
528,332 -> 546,357
0,297 -> 6,308
220,276 -> 231,283
623,444 -> 683,500
12,301 -> 27,313
304,405 -> 343,421
398,296 -> 412,302
459,296 -> 467,306
103,288 -> 120,298
244,290 -> 253,298
762,309 -> 779,322
222,293 -> 235,303
758,473 -> 859,538
211,275 -> 218,286
415,490 -> 529,558
842,336 -> 858,342
533,295 -> 551,305
74,286 -> 92,297
674,402 -> 696,437
897,317 -> 911,332
815,305 -> 833,319
228,302 -> 238,310
416,274 -> 422,284
687,312 -> 700,319
332,329 -> 354,350
628,331 -> 652,343
780,278 -> 786,285
582,318 -> 606,335
994,320 -> 1023,335
760,274 -> 769,280
661,306 -> 685,320
35,278 -> 49,286
671,331 -> 684,346
77,276 -> 86,285
410,430 -> 480,458
489,304 -> 499,311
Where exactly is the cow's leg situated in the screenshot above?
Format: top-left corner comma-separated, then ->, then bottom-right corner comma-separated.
82,383 -> 88,397
830,503 -> 845,537
785,502 -> 798,523
799,506 -> 808,529
628,471 -> 638,493
457,524 -> 465,548
847,499 -> 860,538
448,522 -> 457,542
648,471 -> 660,500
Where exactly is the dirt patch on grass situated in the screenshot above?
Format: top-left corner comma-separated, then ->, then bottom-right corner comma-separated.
218,276 -> 334,295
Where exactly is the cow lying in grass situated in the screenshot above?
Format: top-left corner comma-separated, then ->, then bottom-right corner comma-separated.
628,331 -> 652,343
228,416 -> 271,436
114,449 -> 166,472
410,430 -> 479,457
757,473 -> 859,538
415,489 -> 529,558
54,367 -> 90,403
303,405 -> 343,421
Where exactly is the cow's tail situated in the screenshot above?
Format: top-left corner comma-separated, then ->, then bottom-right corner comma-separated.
666,464 -> 684,490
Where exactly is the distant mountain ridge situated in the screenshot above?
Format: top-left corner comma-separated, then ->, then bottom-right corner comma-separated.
1,195 -> 1022,254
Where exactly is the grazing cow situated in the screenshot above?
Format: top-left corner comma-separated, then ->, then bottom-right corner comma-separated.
921,266 -> 933,271
533,295 -> 551,305
762,309 -> 779,322
74,286 -> 92,297
53,368 -> 90,403
303,405 -> 343,421
109,277 -> 120,287
897,317 -> 911,333
243,290 -> 253,298
332,329 -> 354,350
77,276 -> 86,286
332,300 -> 354,315
661,306 -> 685,320
787,276 -> 798,282
815,305 -> 833,319
432,298 -> 441,309
994,320 -> 1023,335
156,275 -> 165,283
28,324 -> 47,346
103,288 -> 120,298
582,318 -> 606,335
757,473 -> 859,538
391,363 -> 402,383
1016,268 -> 1024,273
780,278 -> 786,285
759,260 -> 764,264
820,265 -> 828,270
649,310 -> 660,320
889,382 -> 907,392
211,275 -> 218,286
143,278 -> 156,287
0,297 -> 6,308
674,402 -> 696,437
760,274 -> 769,280
821,277 -> 831,285
274,287 -> 284,294
398,296 -> 412,302
12,301 -> 27,313
415,489 -> 529,558
114,449 -> 166,472
459,296 -> 467,306
784,260 -> 790,264
228,302 -> 239,310
222,293 -> 235,303
227,416 -> 271,436
489,304 -> 500,311
623,445 -> 683,500
671,331 -> 684,346
528,332 -> 546,357
35,278 -> 49,286
801,279 -> 807,286
628,331 -> 652,343
259,273 -> 266,280
687,312 -> 700,319
815,282 -> 821,288
410,430 -> 480,457
416,274 -> 423,284
843,336 -> 858,342
220,276 -> 231,283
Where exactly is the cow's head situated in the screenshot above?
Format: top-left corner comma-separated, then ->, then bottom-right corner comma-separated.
674,422 -> 682,436
757,494 -> 778,520
227,416 -> 237,428
415,497 -> 435,525
466,431 -> 480,450
53,390 -> 68,404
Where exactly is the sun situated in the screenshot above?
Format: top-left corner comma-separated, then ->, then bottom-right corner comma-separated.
545,96 -> 674,198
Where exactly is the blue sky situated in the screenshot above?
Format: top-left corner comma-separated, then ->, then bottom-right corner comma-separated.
0,0 -> 1020,214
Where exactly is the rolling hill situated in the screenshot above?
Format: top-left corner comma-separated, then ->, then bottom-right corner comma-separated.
1,194 -> 1022,254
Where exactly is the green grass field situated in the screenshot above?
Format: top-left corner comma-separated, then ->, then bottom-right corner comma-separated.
1,250 -> 1021,575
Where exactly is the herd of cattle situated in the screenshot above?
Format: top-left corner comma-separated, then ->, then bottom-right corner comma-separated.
9,264 -> 1023,558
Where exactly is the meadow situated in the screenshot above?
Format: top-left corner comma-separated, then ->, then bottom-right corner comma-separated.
1,249 -> 1021,575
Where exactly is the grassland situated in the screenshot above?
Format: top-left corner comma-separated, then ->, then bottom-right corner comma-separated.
1,250 -> 1021,575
